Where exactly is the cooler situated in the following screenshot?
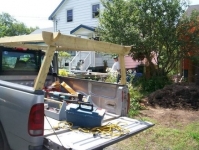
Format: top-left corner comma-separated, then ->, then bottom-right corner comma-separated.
66,103 -> 106,128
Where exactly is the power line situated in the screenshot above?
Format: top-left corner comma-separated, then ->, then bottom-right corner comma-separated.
13,15 -> 48,19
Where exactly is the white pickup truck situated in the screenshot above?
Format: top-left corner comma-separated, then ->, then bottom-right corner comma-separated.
0,32 -> 154,150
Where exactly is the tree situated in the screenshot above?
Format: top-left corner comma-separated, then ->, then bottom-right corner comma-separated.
99,0 -> 189,77
0,12 -> 38,37
58,51 -> 71,68
177,10 -> 199,55
98,0 -> 138,45
177,10 -> 199,85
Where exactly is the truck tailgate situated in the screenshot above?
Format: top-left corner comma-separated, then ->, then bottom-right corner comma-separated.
44,116 -> 154,150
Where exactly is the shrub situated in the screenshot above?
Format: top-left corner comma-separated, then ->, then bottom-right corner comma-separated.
104,72 -> 117,83
134,76 -> 172,92
128,83 -> 144,117
59,69 -> 68,76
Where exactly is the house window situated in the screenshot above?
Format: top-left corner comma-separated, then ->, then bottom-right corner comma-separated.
92,4 -> 100,18
67,9 -> 73,22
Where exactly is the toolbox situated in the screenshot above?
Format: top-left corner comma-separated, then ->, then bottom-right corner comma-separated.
66,103 -> 106,128
44,100 -> 67,121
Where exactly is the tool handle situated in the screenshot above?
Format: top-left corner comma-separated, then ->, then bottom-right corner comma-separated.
78,103 -> 93,111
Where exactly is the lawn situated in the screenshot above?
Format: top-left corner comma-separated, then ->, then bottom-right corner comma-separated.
105,108 -> 199,150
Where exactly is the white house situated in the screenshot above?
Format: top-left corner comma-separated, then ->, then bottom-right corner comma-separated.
48,0 -> 101,37
47,0 -> 144,73
48,0 -> 115,72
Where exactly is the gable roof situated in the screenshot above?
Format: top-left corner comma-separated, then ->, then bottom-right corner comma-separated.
30,27 -> 54,34
70,24 -> 95,35
185,4 -> 199,16
48,0 -> 66,20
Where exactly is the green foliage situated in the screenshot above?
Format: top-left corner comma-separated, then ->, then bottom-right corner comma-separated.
104,72 -> 117,83
0,12 -> 38,37
59,69 -> 68,76
99,0 -> 138,45
58,51 -> 71,58
131,0 -> 188,49
177,10 -> 199,85
58,51 -> 71,69
135,76 -> 172,92
99,0 -> 191,78
105,71 -> 144,116
104,72 -> 143,116
128,84 -> 143,117
177,10 -> 199,55
189,56 -> 199,64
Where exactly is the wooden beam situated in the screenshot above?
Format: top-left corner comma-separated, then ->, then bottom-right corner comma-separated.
53,34 -> 131,55
119,54 -> 126,85
0,34 -> 44,43
0,31 -> 131,86
0,43 -> 47,50
34,32 -> 60,90
0,32 -> 131,55
42,31 -> 61,45
34,46 -> 56,90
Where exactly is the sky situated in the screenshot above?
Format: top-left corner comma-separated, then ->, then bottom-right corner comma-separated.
0,0 -> 199,29
0,0 -> 62,28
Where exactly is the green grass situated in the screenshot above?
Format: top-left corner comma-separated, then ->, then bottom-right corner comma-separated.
105,119 -> 199,150
187,123 -> 199,144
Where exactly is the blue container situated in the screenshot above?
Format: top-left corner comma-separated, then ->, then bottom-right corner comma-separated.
66,103 -> 106,128
48,91 -> 71,100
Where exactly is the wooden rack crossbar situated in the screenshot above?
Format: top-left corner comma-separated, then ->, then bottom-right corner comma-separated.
0,31 -> 132,89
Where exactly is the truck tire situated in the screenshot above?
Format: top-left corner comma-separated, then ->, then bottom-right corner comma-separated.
0,122 -> 11,150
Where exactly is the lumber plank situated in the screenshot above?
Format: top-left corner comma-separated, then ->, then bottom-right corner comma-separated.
53,34 -> 131,55
0,32 -> 131,55
0,32 -> 132,85
34,32 -> 62,90
0,34 -> 43,43
0,43 -> 47,50
34,46 -> 56,90
42,31 -> 61,45
119,54 -> 126,85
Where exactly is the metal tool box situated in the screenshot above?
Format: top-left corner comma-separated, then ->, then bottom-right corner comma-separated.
44,100 -> 67,121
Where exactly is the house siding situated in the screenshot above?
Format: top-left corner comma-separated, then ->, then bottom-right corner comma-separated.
53,0 -> 102,36
50,0 -> 112,69
50,0 -> 143,70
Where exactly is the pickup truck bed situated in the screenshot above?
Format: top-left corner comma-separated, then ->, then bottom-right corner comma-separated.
0,73 -> 154,150
0,32 -> 153,150
44,114 -> 154,150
